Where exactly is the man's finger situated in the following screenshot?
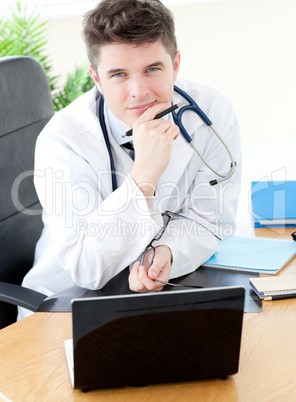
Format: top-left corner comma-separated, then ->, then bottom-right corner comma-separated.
135,101 -> 171,124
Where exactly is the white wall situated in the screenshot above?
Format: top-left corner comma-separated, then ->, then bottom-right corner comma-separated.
43,0 -> 296,145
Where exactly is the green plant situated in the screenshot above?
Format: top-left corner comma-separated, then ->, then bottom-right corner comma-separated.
0,1 -> 93,111
0,0 -> 58,92
53,66 -> 94,112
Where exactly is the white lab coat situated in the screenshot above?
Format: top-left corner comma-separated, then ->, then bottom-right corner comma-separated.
19,78 -> 241,319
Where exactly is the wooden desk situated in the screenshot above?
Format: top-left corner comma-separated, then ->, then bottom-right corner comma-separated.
1,228 -> 296,402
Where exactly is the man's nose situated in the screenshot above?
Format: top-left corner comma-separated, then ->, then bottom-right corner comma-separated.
129,77 -> 150,100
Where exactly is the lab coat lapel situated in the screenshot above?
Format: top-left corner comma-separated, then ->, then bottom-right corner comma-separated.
109,133 -> 134,181
93,126 -> 134,196
94,108 -> 134,195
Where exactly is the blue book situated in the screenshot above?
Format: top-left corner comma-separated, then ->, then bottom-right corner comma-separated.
202,236 -> 296,275
251,181 -> 296,227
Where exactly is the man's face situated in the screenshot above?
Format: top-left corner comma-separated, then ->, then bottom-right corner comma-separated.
89,41 -> 180,128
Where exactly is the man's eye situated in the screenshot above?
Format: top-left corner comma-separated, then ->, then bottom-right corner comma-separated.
147,68 -> 159,73
112,72 -> 125,78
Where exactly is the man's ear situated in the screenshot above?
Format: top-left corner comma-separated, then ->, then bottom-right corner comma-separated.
88,65 -> 102,93
173,51 -> 181,81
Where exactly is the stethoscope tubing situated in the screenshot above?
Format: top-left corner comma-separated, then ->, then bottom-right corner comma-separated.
98,95 -> 118,191
172,85 -> 236,185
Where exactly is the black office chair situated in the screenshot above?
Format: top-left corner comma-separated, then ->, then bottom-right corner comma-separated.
0,56 -> 54,328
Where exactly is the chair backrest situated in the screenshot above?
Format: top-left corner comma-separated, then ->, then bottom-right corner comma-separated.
0,56 -> 54,327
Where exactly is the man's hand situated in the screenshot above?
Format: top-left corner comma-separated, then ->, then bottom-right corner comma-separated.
129,103 -> 179,203
128,245 -> 172,292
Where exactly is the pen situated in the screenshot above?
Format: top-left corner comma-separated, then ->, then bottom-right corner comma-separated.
264,293 -> 296,301
122,101 -> 185,137
154,278 -> 203,288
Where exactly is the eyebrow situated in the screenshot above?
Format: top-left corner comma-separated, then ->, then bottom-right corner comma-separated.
145,61 -> 165,69
106,61 -> 166,77
106,68 -> 125,77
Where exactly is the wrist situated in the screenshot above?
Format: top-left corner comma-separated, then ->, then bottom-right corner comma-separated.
156,245 -> 173,264
130,169 -> 158,206
166,245 -> 173,264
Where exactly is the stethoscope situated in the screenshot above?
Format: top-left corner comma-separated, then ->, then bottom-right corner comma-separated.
97,85 -> 236,192
172,85 -> 236,186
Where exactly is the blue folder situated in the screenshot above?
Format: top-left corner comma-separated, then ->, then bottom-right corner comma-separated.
202,236 -> 296,275
251,181 -> 296,227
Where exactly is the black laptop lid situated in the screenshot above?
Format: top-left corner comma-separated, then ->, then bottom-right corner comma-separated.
71,286 -> 245,390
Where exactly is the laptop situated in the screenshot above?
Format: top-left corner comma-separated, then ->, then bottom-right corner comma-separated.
65,286 -> 245,391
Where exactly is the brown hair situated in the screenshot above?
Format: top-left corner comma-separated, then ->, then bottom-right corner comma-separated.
83,0 -> 178,70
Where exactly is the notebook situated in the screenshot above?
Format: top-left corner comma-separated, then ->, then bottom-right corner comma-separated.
65,286 -> 245,391
251,180 -> 296,227
249,275 -> 296,300
202,236 -> 296,275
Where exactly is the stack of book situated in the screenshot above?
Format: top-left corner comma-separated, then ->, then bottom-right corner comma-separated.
249,275 -> 296,300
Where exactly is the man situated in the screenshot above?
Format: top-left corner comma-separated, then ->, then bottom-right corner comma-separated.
18,0 -> 241,319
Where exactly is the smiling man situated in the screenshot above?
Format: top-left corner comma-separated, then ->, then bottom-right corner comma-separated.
89,41 -> 180,204
18,0 -> 241,320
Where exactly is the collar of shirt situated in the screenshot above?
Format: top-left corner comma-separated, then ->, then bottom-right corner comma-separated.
106,106 -> 130,146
